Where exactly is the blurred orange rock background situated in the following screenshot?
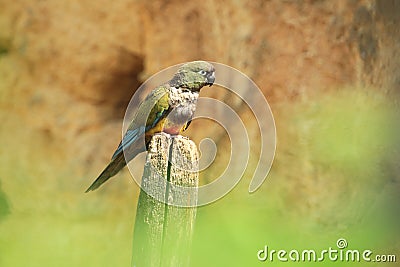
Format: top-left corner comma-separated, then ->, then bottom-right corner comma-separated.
0,0 -> 399,200
1,0 -> 399,206
1,0 -> 398,169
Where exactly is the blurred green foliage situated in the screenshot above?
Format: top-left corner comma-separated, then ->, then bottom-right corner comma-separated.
0,39 -> 10,56
0,181 -> 10,221
191,89 -> 399,267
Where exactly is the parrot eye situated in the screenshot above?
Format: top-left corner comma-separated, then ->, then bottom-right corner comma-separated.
198,70 -> 207,76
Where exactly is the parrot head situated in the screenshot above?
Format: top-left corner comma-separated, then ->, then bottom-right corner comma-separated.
170,61 -> 215,91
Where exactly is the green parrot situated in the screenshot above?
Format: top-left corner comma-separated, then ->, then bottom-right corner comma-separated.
86,61 -> 215,192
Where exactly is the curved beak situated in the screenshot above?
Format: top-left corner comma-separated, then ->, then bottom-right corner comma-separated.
206,71 -> 215,86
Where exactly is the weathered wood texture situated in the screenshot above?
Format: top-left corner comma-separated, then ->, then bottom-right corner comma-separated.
131,133 -> 199,267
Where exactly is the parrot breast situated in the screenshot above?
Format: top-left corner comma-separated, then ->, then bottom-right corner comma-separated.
163,87 -> 199,134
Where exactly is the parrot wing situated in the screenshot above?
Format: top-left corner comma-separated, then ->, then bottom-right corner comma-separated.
111,84 -> 171,161
111,127 -> 145,161
85,85 -> 171,192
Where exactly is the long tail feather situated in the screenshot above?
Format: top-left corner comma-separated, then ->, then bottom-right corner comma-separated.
85,153 -> 127,192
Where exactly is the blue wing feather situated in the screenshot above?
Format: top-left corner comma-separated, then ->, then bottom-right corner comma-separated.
111,91 -> 170,161
111,127 -> 145,160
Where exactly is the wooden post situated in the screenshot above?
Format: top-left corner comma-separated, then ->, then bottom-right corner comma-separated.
131,133 -> 199,267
